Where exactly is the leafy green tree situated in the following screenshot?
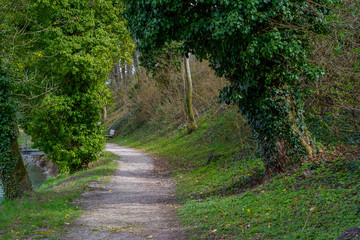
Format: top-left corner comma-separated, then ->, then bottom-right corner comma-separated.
124,0 -> 332,175
23,0 -> 133,173
0,68 -> 32,199
0,1 -> 32,199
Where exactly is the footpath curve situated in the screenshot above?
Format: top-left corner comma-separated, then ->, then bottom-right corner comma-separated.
63,143 -> 187,240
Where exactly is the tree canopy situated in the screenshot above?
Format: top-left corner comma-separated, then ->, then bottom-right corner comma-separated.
124,0 -> 333,174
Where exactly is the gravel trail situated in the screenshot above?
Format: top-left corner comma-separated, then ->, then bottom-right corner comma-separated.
63,143 -> 186,240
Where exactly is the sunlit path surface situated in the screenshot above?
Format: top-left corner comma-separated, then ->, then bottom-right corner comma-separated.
63,143 -> 187,240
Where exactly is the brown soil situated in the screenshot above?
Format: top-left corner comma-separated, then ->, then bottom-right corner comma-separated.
62,143 -> 187,240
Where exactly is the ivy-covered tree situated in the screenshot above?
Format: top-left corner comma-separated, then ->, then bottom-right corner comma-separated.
23,0 -> 133,173
124,0 -> 332,175
0,1 -> 32,199
0,70 -> 32,200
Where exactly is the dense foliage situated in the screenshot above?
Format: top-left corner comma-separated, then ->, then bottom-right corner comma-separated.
29,93 -> 106,173
124,0 -> 333,174
23,0 -> 133,173
139,42 -> 182,79
0,68 -> 15,177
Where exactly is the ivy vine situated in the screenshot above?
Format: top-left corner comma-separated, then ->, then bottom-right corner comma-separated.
0,67 -> 25,199
124,0 -> 333,174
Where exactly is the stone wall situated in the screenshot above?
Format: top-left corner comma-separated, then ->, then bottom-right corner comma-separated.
23,154 -> 58,177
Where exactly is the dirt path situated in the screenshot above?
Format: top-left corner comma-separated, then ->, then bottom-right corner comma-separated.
63,143 -> 187,240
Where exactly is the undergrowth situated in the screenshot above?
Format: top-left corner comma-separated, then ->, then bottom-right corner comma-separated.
0,151 -> 118,240
111,104 -> 360,239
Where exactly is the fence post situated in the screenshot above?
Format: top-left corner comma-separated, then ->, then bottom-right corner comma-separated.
25,136 -> 28,154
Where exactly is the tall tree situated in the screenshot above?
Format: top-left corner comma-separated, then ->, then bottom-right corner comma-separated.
0,0 -> 32,199
124,0 -> 332,175
23,0 -> 133,173
0,69 -> 32,200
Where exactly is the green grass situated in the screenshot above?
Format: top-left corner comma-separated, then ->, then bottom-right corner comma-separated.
0,151 -> 119,240
179,153 -> 360,239
111,106 -> 360,239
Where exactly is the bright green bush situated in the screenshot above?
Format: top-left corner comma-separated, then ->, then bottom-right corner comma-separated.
29,92 -> 105,173
21,0 -> 134,173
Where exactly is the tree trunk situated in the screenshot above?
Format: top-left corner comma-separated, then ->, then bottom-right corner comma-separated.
102,106 -> 107,121
108,59 -> 123,105
1,123 -> 32,199
126,62 -> 132,83
263,95 -> 315,177
183,56 -> 197,133
133,49 -> 141,75
112,59 -> 121,88
121,64 -> 127,104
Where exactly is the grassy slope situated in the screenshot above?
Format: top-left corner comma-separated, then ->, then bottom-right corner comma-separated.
111,106 -> 360,239
0,151 -> 119,240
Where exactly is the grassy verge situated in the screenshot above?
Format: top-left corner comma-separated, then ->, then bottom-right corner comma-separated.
0,151 -> 119,240
178,147 -> 360,239
111,106 -> 360,239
